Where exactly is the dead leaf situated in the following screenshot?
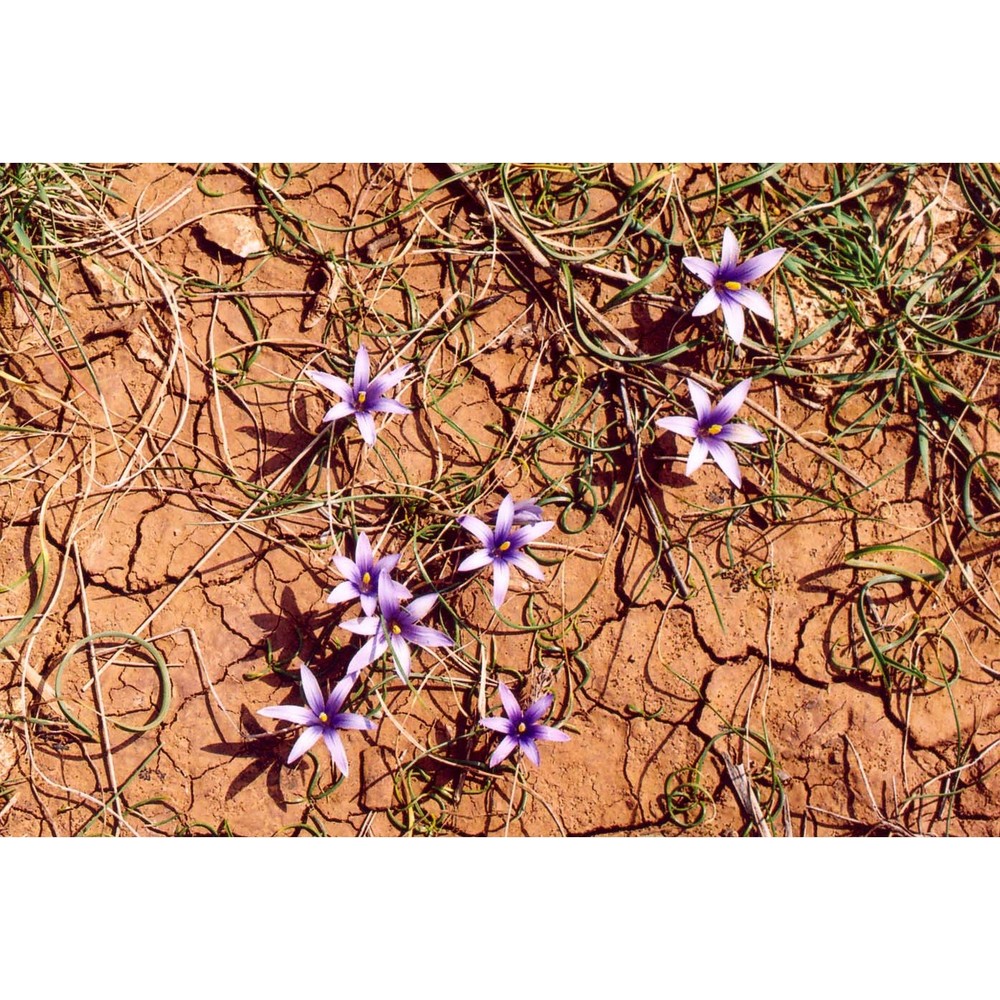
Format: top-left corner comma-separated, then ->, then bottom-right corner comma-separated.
197,214 -> 266,259
301,261 -> 340,330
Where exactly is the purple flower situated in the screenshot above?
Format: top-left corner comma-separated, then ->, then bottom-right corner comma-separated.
481,682 -> 570,768
257,663 -> 374,774
340,573 -> 453,682
327,532 -> 410,617
656,378 -> 766,488
682,228 -> 785,345
489,496 -> 544,525
305,345 -> 412,447
458,494 -> 554,608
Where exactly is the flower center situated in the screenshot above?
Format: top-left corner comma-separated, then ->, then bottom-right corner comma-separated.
361,571 -> 371,587
318,712 -> 329,724
497,540 -> 511,552
723,280 -> 741,291
517,722 -> 526,734
391,623 -> 402,635
357,390 -> 367,406
707,423 -> 724,436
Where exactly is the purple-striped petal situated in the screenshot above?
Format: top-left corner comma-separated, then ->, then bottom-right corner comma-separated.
489,735 -> 519,768
691,288 -> 722,317
326,580 -> 360,606
340,615 -> 380,636
377,573 -> 402,619
458,515 -> 494,547
713,378 -> 752,424
716,422 -> 766,445
355,412 -> 377,446
497,682 -> 521,720
353,346 -> 371,392
509,520 -> 554,547
367,362 -> 412,396
458,550 -> 494,572
258,705 -> 317,726
733,246 -> 785,284
287,726 -> 324,764
359,592 -> 377,616
405,624 -> 453,649
299,663 -> 324,716
332,711 -> 375,732
533,724 -> 571,744
305,370 -> 351,399
730,286 -> 773,321
491,560 -> 511,608
322,401 -> 355,423
520,738 -> 541,767
348,636 -> 385,675
705,439 -> 742,487
481,716 -> 513,734
388,634 -> 411,679
509,551 -> 544,581
720,227 -> 740,271
332,554 -> 359,580
523,691 -> 553,723
719,295 -> 745,345
685,438 -> 709,477
495,494 -> 515,538
323,730 -> 350,776
682,256 -> 719,286
656,415 -> 699,439
403,593 -> 437,622
369,397 -> 412,416
686,379 -> 713,423
326,675 -> 356,715
354,533 -> 373,569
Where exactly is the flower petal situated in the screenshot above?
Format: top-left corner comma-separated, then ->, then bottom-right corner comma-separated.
509,520 -> 554,547
491,560 -> 511,608
323,730 -> 350,776
377,573 -> 403,619
369,397 -> 412,416
299,663 -> 325,716
287,726 -> 323,764
333,711 -> 375,732
353,346 -> 370,392
359,592 -> 377,616
495,494 -> 515,538
258,705 -> 317,726
686,379 -> 713,423
733,246 -> 785,284
332,554 -> 359,580
534,724 -> 571,744
520,738 -> 541,767
367,362 -> 412,395
720,227 -> 740,271
716,422 -> 766,445
340,615 -> 380,636
719,295 -> 745,345
326,580 -> 359,606
354,533 -> 373,569
458,550 -> 494,572
481,716 -> 513,734
404,593 -> 438,622
713,378 -> 752,425
305,370 -> 351,399
691,288 -> 722,317
656,415 -> 699,439
355,412 -> 377,447
322,401 -> 355,423
685,438 -> 709,478
523,691 -> 553,723
406,624 -> 453,649
497,682 -> 521,721
458,515 -> 494,547
348,636 -> 384,675
730,286 -> 773,322
489,735 -> 519,768
682,256 -> 719,286
706,439 -> 742,488
388,634 -> 411,680
509,551 -> 545,581
326,675 -> 356,715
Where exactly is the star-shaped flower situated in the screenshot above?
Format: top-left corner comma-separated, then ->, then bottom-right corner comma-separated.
656,378 -> 766,488
257,663 -> 374,774
458,494 -> 554,608
481,682 -> 570,768
327,532 -> 410,617
340,573 -> 453,682
682,228 -> 785,345
305,345 -> 412,447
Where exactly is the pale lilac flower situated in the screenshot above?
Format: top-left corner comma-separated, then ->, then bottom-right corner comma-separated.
656,378 -> 766,488
489,496 -> 544,525
305,345 -> 412,447
481,682 -> 570,768
327,532 -> 410,617
458,494 -> 554,608
257,663 -> 374,773
340,573 -> 453,682
682,228 -> 785,345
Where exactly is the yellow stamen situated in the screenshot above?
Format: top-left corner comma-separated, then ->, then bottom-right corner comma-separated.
498,540 -> 511,552
319,712 -> 329,724
391,623 -> 402,635
517,722 -> 527,734
357,390 -> 367,405
707,423 -> 724,436
723,280 -> 741,291
361,571 -> 371,586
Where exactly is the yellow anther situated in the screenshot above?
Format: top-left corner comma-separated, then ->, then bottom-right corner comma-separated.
391,623 -> 402,635
498,540 -> 511,552
318,712 -> 329,724
517,722 -> 527,734
723,280 -> 741,291
707,423 -> 724,436
357,391 -> 367,405
361,571 -> 371,586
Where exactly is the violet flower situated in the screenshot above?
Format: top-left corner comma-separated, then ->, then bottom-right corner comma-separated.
481,682 -> 570,768
327,532 -> 410,617
489,495 -> 544,525
458,494 -> 554,608
682,228 -> 785,345
257,663 -> 374,774
340,573 -> 453,682
305,345 -> 412,447
656,378 -> 766,488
